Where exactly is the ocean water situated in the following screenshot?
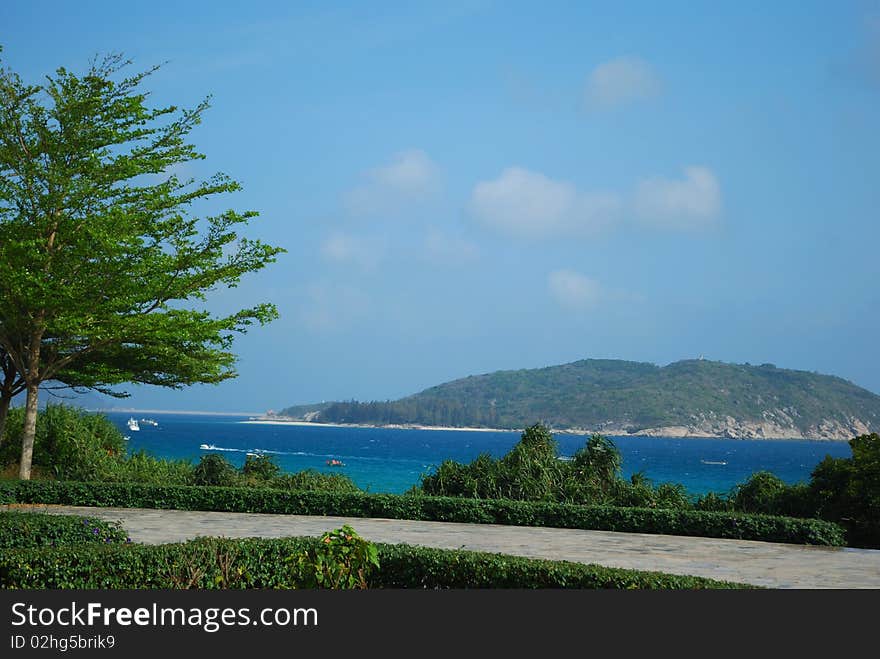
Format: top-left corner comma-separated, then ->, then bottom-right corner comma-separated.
109,412 -> 854,497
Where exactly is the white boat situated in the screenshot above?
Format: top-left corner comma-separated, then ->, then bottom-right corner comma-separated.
127,417 -> 140,432
700,459 -> 727,466
140,418 -> 159,427
199,443 -> 217,450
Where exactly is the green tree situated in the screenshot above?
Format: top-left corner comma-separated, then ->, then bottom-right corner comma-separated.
240,453 -> 281,482
0,52 -> 283,478
810,433 -> 880,546
192,454 -> 237,487
498,423 -> 563,501
731,471 -> 791,515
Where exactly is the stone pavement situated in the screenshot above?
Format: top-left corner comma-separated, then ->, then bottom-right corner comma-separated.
6,504 -> 880,589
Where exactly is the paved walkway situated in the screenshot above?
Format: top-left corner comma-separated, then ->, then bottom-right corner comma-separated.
6,504 -> 880,589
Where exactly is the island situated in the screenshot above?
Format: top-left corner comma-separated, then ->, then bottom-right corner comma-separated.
263,359 -> 880,440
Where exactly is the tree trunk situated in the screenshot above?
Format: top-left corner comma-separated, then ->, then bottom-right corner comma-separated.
18,381 -> 39,480
17,325 -> 44,481
0,392 -> 10,449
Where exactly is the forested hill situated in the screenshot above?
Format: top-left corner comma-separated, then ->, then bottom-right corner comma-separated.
278,359 -> 880,439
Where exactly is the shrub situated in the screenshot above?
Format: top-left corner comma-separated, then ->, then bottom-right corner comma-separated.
0,536 -> 752,589
268,469 -> 361,493
240,454 -> 281,481
0,479 -> 846,546
731,471 -> 794,515
497,423 -> 565,501
290,525 -> 379,589
0,404 -> 125,480
0,511 -> 128,549
809,433 -> 880,547
694,491 -> 734,512
192,454 -> 238,487
420,424 -> 693,509
95,450 -> 194,486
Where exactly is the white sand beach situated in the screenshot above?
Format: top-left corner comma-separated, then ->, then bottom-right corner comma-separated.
238,419 -> 517,433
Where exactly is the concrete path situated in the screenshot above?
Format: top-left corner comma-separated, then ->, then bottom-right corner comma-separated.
6,504 -> 880,589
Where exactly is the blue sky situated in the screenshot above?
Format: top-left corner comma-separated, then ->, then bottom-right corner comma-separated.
2,1 -> 879,412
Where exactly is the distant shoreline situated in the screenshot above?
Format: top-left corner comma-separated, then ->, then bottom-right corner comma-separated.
238,417 -> 843,441
239,419 -> 515,433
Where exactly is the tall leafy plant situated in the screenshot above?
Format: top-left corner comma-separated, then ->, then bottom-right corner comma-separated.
0,52 -> 284,479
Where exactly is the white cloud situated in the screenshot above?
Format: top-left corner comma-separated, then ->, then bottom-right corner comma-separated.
344,149 -> 441,216
320,231 -> 383,270
468,167 -> 621,239
547,270 -> 603,310
423,228 -> 479,265
298,281 -> 371,332
633,166 -> 721,229
584,56 -> 662,109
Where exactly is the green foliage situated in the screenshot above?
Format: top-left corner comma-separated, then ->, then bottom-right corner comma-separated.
0,405 -> 362,493
192,454 -> 237,487
290,525 -> 379,589
267,469 -> 361,493
497,423 -> 564,501
693,433 -> 880,547
693,490 -> 734,512
240,454 -> 281,481
0,404 -> 125,480
93,450 -> 194,486
727,472 -> 814,519
0,52 -> 284,478
808,433 -> 880,547
731,471 -> 794,515
0,479 -> 846,546
559,433 -> 625,504
373,543 -> 752,589
0,536 -> 751,589
292,359 -> 880,435
0,511 -> 128,549
420,425 -> 688,510
613,474 -> 693,510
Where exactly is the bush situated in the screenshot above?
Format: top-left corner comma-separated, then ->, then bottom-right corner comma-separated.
94,450 -> 194,486
192,454 -> 238,487
290,525 -> 379,589
693,491 -> 734,512
731,471 -> 794,515
420,425 -> 698,510
240,454 -> 281,481
0,479 -> 846,546
0,536 -> 752,589
610,473 -> 693,510
708,433 -> 880,547
809,433 -> 880,547
0,511 -> 128,549
268,469 -> 361,493
0,404 -> 125,480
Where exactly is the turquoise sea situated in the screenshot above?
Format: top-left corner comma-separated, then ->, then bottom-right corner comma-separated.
108,412 -> 854,496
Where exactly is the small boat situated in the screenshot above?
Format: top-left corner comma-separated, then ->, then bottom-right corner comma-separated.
140,418 -> 159,427
127,417 -> 140,432
700,459 -> 727,466
199,443 -> 218,450
326,459 -> 345,467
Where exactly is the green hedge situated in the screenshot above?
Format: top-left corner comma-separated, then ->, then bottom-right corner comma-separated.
0,536 -> 751,589
0,479 -> 845,546
0,510 -> 128,549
